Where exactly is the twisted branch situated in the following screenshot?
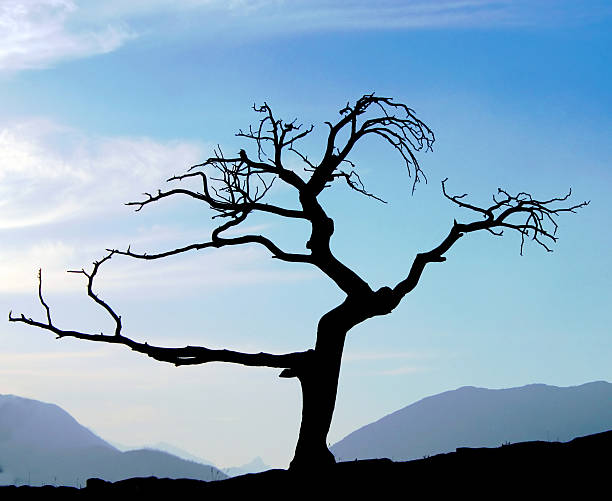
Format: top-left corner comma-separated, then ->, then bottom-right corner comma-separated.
9,252 -> 310,370
127,145 -> 305,221
389,180 -> 588,303
310,93 -> 435,197
441,179 -> 589,255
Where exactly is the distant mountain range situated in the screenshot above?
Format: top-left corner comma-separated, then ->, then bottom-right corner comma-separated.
109,440 -> 217,469
109,441 -> 270,477
331,381 -> 612,462
0,394 -> 227,486
3,381 -> 610,486
222,456 -> 270,477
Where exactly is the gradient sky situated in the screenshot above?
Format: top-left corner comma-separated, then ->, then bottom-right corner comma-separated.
0,0 -> 610,469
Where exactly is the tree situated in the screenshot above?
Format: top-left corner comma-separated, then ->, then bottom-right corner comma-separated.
10,94 -> 588,471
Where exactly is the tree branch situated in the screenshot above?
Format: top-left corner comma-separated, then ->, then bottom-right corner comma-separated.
112,212 -> 313,264
442,180 -> 589,255
122,96 -> 429,297
9,252 -> 310,370
127,147 -> 306,221
308,93 -> 435,197
391,180 -> 589,302
236,103 -> 310,190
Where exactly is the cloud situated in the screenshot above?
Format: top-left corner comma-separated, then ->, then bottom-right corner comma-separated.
0,240 -> 78,293
0,0 -> 134,72
239,0 -> 515,30
81,0 -> 612,37
0,119 -> 205,230
342,351 -> 433,376
0,349 -> 106,363
344,351 -> 426,362
0,238 -> 315,295
2,1 -> 605,73
378,365 -> 426,376
94,246 -> 317,295
0,118 -> 317,296
250,1 -> 612,31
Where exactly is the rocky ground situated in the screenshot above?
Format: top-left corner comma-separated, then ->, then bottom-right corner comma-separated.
2,429 -> 609,499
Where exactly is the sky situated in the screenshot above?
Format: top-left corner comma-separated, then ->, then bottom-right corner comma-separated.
0,0 -> 611,469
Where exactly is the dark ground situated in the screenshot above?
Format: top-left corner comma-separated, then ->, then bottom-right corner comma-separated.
2,430 -> 609,499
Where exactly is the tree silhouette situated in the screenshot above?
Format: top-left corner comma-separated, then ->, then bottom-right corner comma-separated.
10,94 -> 588,470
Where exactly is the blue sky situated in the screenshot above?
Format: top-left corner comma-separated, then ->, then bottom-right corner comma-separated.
0,1 -> 610,468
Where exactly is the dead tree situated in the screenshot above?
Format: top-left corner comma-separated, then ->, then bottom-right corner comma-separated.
10,94 -> 588,470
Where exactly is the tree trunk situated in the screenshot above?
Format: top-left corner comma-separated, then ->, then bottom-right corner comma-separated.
289,313 -> 349,471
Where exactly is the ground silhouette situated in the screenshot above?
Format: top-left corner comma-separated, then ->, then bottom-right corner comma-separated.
10,94 -> 588,470
1,430 -> 608,498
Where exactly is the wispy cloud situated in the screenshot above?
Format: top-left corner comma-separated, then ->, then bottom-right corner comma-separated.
0,350 -> 106,363
0,0 -> 134,72
84,0 -> 612,36
2,1 -> 606,73
237,0 -> 516,30
344,351 -> 426,362
378,366 -> 427,376
343,350 -> 437,376
0,119 -> 204,230
0,237 -> 316,295
343,350 -> 433,376
0,118 -> 317,296
0,240 -> 78,293
95,246 -> 316,295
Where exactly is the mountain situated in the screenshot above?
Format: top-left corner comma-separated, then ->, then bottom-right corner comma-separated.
0,394 -> 227,486
109,439 -> 270,477
0,394 -> 114,452
110,440 -> 217,468
223,456 -> 270,477
142,442 -> 216,468
331,381 -> 612,462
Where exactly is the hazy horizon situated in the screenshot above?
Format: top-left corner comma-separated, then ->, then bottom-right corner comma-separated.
3,380 -> 610,473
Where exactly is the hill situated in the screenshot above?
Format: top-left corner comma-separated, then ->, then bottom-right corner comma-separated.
0,394 -> 227,486
331,381 -> 612,461
223,456 -> 270,477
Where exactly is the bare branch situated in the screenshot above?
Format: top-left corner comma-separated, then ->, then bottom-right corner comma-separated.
37,269 -> 52,325
67,251 -> 122,335
442,180 -> 589,255
441,178 -> 489,217
330,169 -> 387,203
236,102 -> 314,184
126,163 -> 305,221
111,215 -> 314,264
391,181 -> 588,302
9,255 -> 310,370
119,95 -> 431,299
309,93 -> 435,197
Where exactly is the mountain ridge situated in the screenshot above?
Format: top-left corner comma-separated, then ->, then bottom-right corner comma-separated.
331,380 -> 612,462
0,394 -> 227,486
0,394 -> 115,452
